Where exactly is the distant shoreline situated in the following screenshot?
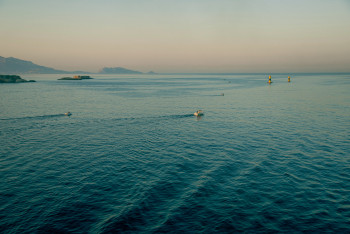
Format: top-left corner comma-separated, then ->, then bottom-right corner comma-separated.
2,56 -> 349,76
156,72 -> 350,76
15,72 -> 350,76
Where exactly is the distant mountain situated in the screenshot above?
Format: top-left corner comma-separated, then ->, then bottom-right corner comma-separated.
0,56 -> 89,74
99,67 -> 143,74
0,56 -> 153,75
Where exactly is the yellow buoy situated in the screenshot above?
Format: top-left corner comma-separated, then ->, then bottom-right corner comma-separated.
288,76 -> 291,82
268,75 -> 272,84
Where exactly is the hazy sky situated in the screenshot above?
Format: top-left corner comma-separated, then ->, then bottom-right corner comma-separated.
1,0 -> 350,73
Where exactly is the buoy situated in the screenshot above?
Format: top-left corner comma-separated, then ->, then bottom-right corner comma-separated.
288,76 -> 291,82
65,112 -> 72,116
268,75 -> 272,84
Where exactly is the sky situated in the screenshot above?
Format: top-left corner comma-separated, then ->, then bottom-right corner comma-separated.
1,0 -> 350,73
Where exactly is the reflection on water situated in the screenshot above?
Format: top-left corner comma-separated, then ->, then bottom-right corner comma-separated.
195,115 -> 203,121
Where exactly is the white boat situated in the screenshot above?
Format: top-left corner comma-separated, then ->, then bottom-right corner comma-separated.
194,110 -> 204,116
65,112 -> 72,116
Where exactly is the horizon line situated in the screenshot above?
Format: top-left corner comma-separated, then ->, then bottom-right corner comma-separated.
13,72 -> 350,75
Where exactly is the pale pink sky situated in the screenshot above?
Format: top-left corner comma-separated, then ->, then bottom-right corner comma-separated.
1,0 -> 350,73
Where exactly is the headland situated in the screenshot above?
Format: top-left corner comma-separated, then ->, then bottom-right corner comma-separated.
0,75 -> 36,83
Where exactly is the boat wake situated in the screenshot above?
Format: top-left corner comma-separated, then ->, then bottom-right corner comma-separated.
109,114 -> 194,122
159,114 -> 194,119
0,113 -> 195,122
0,114 -> 67,121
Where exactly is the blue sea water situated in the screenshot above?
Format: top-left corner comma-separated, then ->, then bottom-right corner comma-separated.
1,73 -> 350,233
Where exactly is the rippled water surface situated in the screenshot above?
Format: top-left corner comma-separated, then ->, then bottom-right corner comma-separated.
1,74 -> 350,233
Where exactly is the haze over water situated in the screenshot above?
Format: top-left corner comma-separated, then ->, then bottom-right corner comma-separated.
1,0 -> 350,73
1,73 -> 350,233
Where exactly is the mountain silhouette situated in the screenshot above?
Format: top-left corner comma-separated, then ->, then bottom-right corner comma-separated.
0,56 -> 87,74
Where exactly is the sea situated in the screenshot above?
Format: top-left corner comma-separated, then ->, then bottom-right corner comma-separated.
1,73 -> 350,233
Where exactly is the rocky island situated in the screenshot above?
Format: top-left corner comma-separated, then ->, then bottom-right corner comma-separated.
0,75 -> 36,83
58,75 -> 93,80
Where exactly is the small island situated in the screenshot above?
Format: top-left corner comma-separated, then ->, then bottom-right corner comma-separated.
0,75 -> 36,83
58,75 -> 93,80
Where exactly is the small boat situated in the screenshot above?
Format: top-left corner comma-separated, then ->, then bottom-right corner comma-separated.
194,110 -> 204,116
65,112 -> 72,116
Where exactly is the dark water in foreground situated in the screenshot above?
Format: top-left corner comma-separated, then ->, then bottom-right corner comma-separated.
1,74 -> 350,233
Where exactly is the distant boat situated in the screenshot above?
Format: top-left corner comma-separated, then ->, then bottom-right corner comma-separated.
194,110 -> 204,116
65,112 -> 72,116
